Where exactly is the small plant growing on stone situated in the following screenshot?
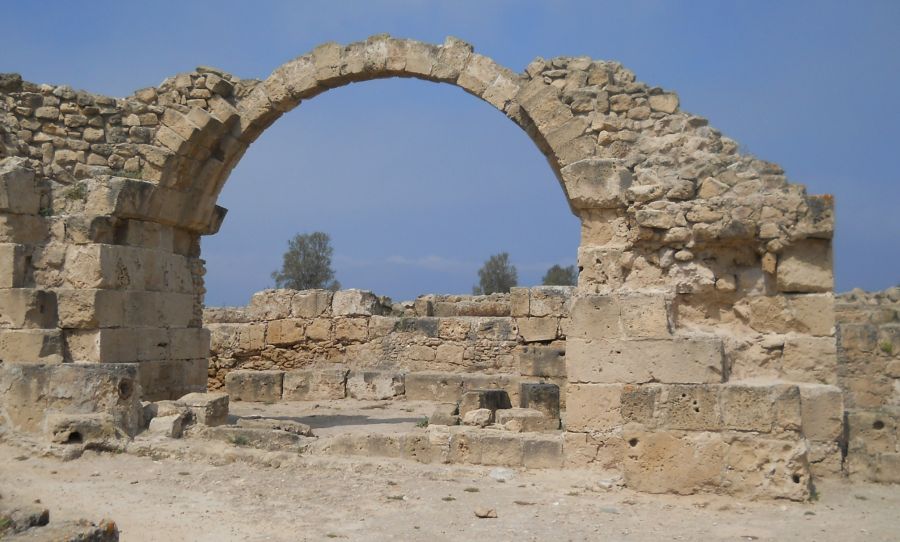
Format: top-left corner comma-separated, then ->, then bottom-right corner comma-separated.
63,182 -> 88,201
117,169 -> 144,180
415,416 -> 429,428
879,341 -> 893,355
230,435 -> 250,447
38,206 -> 53,217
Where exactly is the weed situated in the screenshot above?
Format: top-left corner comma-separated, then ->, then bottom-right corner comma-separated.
464,487 -> 479,493
415,416 -> 429,428
441,496 -> 456,502
879,341 -> 893,355
230,435 -> 250,447
63,182 -> 87,201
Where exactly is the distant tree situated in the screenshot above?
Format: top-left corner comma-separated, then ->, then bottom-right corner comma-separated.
473,252 -> 518,295
271,232 -> 341,291
542,264 -> 578,286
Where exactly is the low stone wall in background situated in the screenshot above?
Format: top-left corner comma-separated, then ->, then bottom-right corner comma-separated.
204,287 -> 572,400
835,287 -> 900,483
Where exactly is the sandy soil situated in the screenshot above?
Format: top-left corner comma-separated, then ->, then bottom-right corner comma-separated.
1,437 -> 898,542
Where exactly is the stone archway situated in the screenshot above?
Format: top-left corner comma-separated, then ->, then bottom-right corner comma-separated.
0,36 -> 840,498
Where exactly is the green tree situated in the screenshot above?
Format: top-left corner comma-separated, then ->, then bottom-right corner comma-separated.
271,232 -> 341,291
473,252 -> 518,295
542,264 -> 577,286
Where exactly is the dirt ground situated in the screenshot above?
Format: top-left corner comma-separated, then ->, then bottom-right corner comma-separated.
1,437 -> 898,542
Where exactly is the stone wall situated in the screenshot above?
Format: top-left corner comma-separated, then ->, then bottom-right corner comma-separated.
0,36 -> 842,498
835,287 -> 900,483
205,287 -> 570,396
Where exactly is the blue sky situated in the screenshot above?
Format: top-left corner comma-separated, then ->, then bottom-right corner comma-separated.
3,1 -> 898,304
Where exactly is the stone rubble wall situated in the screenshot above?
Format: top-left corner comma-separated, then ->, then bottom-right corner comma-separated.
204,287 -> 571,398
835,287 -> 900,483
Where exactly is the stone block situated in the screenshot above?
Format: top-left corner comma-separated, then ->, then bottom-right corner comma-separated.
346,370 -> 405,400
459,389 -> 512,420
722,435 -> 811,501
236,416 -> 312,436
509,287 -> 529,317
788,293 -> 835,336
334,317 -> 368,342
652,384 -> 720,431
529,286 -> 572,317
523,436 -> 565,468
401,432 -> 434,464
0,362 -> 142,435
567,337 -> 725,384
332,289 -> 380,316
404,372 -> 465,401
461,373 -> 521,403
206,426 -> 306,451
776,240 -> 833,293
621,429 -> 727,495
517,317 -> 559,342
0,329 -> 63,363
176,392 -> 229,427
0,288 -> 57,329
147,412 -> 186,438
0,243 -> 27,288
798,384 -> 843,442
519,382 -> 560,420
45,412 -> 118,444
618,295 -> 670,338
249,289 -> 293,320
781,336 -> 837,384
429,402 -> 459,426
719,383 -> 802,434
266,318 -> 305,346
0,159 -> 41,214
462,408 -> 493,427
282,367 -> 348,400
568,295 -> 621,339
291,289 -> 333,318
136,359 -> 207,401
516,344 -> 566,377
224,369 -> 284,402
847,409 -> 897,455
495,408 -> 558,432
480,431 -> 524,466
559,158 -> 632,210
565,383 -> 623,432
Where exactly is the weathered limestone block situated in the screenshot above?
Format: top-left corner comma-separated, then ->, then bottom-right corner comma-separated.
0,243 -> 28,288
721,435 -> 811,501
0,329 -> 63,363
147,412 -> 186,438
0,289 -> 57,329
496,408 -> 558,432
46,412 -> 119,444
346,370 -> 405,400
136,359 -> 207,401
266,318 -> 305,346
291,289 -> 332,318
236,416 -> 312,436
719,383 -> 802,434
567,336 -> 725,384
621,429 -> 728,495
480,431 -> 525,466
777,240 -> 833,293
560,158 -> 632,209
523,436 -> 565,468
176,392 -> 229,427
0,158 -> 41,214
797,384 -> 843,442
429,402 -> 459,426
404,372 -> 465,401
569,295 -> 621,339
528,286 -> 573,317
332,289 -> 380,316
519,382 -> 560,421
565,383 -> 623,432
249,289 -> 293,320
224,369 -> 284,402
781,336 -> 837,384
282,367 -> 348,400
334,317 -> 368,342
516,344 -> 566,377
462,408 -> 493,427
517,317 -> 559,342
0,362 -> 142,436
459,389 -> 512,421
618,294 -> 671,338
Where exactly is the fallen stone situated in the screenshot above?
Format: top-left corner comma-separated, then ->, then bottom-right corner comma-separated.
236,416 -> 312,436
474,508 -> 498,519
429,402 -> 459,426
462,408 -> 493,427
147,413 -> 186,439
176,392 -> 229,427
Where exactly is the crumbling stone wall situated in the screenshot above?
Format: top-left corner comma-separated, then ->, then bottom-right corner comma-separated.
205,288 -> 569,402
0,36 -> 840,498
835,287 -> 900,483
